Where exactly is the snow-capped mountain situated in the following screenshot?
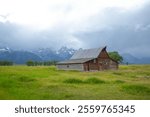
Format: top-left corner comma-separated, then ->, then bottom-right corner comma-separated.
32,48 -> 61,61
0,47 -> 11,52
32,46 -> 76,61
57,46 -> 76,60
0,47 -> 41,64
0,46 -> 76,64
1,46 -> 149,64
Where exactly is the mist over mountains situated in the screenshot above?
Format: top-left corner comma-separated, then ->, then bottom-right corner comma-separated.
0,46 -> 150,64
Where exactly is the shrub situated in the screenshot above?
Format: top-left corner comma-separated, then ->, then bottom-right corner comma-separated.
64,79 -> 83,84
85,77 -> 105,84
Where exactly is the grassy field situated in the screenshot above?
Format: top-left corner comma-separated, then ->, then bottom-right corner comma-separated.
0,65 -> 150,100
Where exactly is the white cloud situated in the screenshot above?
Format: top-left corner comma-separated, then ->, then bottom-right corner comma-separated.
0,0 -> 148,30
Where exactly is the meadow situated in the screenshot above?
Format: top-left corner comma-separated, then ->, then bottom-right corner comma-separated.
0,65 -> 150,100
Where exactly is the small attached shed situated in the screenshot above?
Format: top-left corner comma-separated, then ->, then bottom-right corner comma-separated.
57,47 -> 118,71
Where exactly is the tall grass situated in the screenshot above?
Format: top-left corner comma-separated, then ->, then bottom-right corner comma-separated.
114,80 -> 125,84
63,77 -> 105,84
0,65 -> 150,99
122,85 -> 150,95
63,78 -> 83,84
85,77 -> 105,84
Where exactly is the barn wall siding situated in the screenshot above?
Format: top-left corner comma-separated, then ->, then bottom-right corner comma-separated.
109,60 -> 118,70
57,64 -> 84,71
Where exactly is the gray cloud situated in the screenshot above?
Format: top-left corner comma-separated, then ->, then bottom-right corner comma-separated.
0,21 -> 80,50
0,2 -> 150,58
73,3 -> 150,57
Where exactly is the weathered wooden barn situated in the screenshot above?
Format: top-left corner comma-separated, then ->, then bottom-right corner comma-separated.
57,47 -> 118,71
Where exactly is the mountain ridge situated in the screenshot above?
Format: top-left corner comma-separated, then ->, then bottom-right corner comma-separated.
0,46 -> 150,64
0,46 -> 76,64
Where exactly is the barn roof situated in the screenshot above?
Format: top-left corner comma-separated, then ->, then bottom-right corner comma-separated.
57,47 -> 107,64
57,58 -> 93,64
70,47 -> 106,59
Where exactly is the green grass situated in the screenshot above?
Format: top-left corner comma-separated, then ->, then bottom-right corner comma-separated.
122,84 -> 150,95
63,78 -> 83,84
85,77 -> 106,84
0,65 -> 150,100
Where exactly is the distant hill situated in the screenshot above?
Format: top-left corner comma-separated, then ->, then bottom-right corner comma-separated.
122,53 -> 150,64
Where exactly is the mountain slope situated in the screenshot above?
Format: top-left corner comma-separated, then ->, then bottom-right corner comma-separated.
32,46 -> 76,61
122,53 -> 150,64
0,48 -> 42,64
0,46 -> 76,64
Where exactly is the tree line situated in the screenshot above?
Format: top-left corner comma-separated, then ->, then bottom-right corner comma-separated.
0,60 -> 58,66
26,60 -> 58,66
0,61 -> 13,66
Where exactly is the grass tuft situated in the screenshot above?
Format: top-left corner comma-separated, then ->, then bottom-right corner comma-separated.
122,85 -> 150,95
113,72 -> 123,75
18,76 -> 36,82
49,66 -> 57,71
114,80 -> 125,84
64,77 -> 106,84
63,78 -> 83,84
0,79 -> 15,88
85,77 -> 105,84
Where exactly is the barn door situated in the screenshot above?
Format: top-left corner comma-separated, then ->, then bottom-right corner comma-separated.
102,60 -> 109,70
99,63 -> 102,70
84,64 -> 89,71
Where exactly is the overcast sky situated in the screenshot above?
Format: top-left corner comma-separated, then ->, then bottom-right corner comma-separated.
0,0 -> 150,57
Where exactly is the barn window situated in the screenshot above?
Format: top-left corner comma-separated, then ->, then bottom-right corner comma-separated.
99,61 -> 102,64
67,65 -> 69,68
93,59 -> 96,63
